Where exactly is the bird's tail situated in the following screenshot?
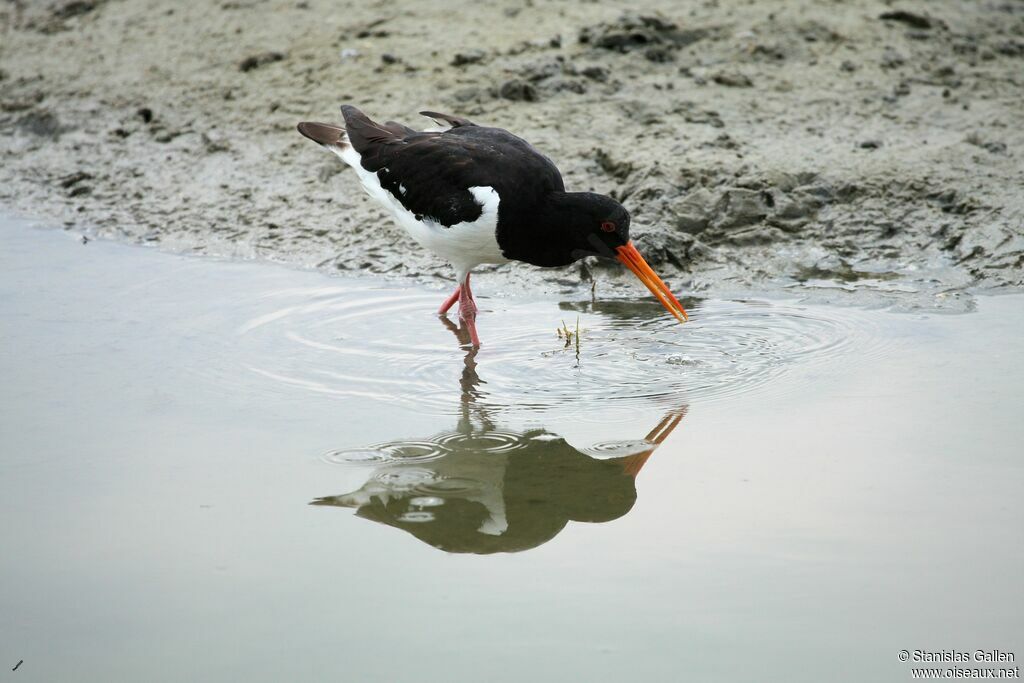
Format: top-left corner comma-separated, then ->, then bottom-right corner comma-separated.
296,121 -> 349,150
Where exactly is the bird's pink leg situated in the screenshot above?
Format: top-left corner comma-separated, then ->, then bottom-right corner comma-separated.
438,285 -> 461,315
458,273 -> 481,347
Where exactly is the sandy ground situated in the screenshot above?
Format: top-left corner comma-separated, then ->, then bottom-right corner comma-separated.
1,0 -> 1022,309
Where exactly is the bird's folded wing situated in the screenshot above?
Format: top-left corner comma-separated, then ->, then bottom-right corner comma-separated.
348,128 -> 491,227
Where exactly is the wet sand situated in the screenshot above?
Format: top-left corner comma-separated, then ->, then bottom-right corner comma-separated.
1,218 -> 1022,681
1,0 -> 1023,310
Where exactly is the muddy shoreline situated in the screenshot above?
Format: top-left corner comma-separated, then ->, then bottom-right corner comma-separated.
1,0 -> 1022,310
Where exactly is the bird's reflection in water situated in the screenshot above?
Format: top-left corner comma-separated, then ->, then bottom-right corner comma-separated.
311,317 -> 687,554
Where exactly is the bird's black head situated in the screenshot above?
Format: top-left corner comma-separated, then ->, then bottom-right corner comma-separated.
554,192 -> 631,260
549,191 -> 688,323
497,189 -> 687,322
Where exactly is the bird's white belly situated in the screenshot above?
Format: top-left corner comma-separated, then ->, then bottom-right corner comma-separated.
334,146 -> 509,278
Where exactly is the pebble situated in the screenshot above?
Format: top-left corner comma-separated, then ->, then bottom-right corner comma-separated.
498,79 -> 538,101
239,51 -> 285,72
451,50 -> 486,67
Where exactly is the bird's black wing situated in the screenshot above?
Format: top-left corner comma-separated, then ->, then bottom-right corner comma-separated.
419,110 -> 476,129
341,105 -> 563,227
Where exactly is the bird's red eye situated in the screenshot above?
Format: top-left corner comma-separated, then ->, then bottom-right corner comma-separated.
601,221 -> 616,232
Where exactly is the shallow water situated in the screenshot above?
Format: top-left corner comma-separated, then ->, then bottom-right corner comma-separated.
1,220 -> 1022,682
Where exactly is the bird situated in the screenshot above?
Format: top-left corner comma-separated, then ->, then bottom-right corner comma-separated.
297,105 -> 687,347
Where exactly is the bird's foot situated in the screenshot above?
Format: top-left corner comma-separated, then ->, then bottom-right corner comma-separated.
461,315 -> 481,348
438,285 -> 461,316
458,299 -> 480,347
458,297 -> 478,321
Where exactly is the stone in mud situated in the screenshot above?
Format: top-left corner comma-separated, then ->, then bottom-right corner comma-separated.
955,224 -> 1016,262
964,132 -> 1007,155
451,50 -> 486,66
750,43 -> 787,62
17,111 -> 62,138
498,79 -> 538,102
202,131 -> 231,153
239,51 -> 285,72
451,86 -> 483,103
712,71 -> 753,88
996,40 -> 1024,58
674,188 -> 716,235
880,48 -> 906,69
580,66 -> 609,82
632,230 -> 695,268
732,226 -> 791,246
578,13 -> 705,54
713,188 -> 771,230
644,47 -> 674,63
878,10 -> 934,30
701,133 -> 739,150
594,148 -> 634,181
547,78 -> 587,94
316,162 -> 341,183
518,58 -> 567,83
59,171 -> 92,189
53,0 -> 105,19
351,22 -> 389,39
683,108 -> 725,128
795,20 -> 842,43
27,0 -> 107,33
2,93 -> 44,113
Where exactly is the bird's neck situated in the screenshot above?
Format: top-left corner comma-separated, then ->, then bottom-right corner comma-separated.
497,192 -> 591,268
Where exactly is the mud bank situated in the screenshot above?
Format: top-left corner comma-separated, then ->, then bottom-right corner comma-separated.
1,0 -> 1022,309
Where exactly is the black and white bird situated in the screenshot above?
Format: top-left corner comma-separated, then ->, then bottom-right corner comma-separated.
297,105 -> 687,346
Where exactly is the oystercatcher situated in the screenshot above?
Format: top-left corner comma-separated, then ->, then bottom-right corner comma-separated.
297,105 -> 687,346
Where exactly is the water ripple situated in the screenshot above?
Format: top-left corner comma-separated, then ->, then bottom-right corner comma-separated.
230,283 -> 893,418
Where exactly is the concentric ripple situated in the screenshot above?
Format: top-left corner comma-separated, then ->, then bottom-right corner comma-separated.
581,439 -> 658,459
322,440 -> 448,466
234,282 -> 895,419
322,429 -> 533,467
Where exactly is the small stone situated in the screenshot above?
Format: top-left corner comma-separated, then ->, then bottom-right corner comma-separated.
878,10 -> 932,30
202,131 -> 230,153
452,87 -> 481,102
451,50 -> 486,66
715,188 -> 770,229
581,66 -> 609,82
59,171 -> 93,189
239,51 -> 285,72
674,188 -> 716,234
16,111 -> 62,138
498,79 -> 538,101
547,78 -> 586,94
712,71 -> 753,87
645,47 -> 674,63
881,48 -> 906,69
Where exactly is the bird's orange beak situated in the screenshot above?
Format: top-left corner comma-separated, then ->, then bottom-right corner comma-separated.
615,242 -> 688,322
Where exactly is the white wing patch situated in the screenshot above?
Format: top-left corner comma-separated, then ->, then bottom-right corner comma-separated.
332,143 -> 508,278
